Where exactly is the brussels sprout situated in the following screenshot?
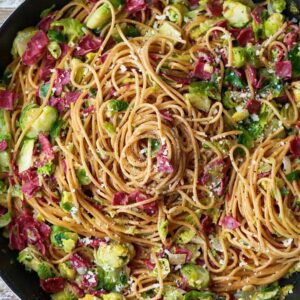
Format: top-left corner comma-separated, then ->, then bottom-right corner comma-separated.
291,81 -> 300,103
152,258 -> 170,279
281,103 -> 295,121
184,291 -> 215,300
19,104 -> 58,138
232,47 -> 246,68
17,139 -> 35,173
18,246 -> 55,279
264,13 -> 284,37
164,286 -> 185,300
189,19 -> 217,39
12,27 -> 38,57
50,226 -> 79,253
48,41 -> 62,59
37,262 -> 56,280
11,185 -> 23,201
168,4 -> 188,23
51,18 -> 84,44
19,103 -> 39,130
0,109 -> 9,137
0,211 -> 11,228
48,29 -> 66,43
159,22 -> 182,40
95,242 -> 132,269
189,81 -> 220,100
250,284 -> 281,300
76,168 -> 92,185
103,122 -> 116,135
0,180 -> 7,195
102,293 -> 124,300
60,191 -> 74,212
185,93 -> 212,112
176,229 -> 195,244
51,289 -> 77,300
111,24 -> 140,42
223,0 -> 251,28
245,46 -> 262,67
86,4 -> 112,30
268,0 -> 286,13
185,244 -> 201,263
222,91 -> 238,109
97,266 -> 129,291
232,109 -> 249,122
1,182 -> 20,208
0,109 -> 10,174
158,219 -> 168,241
58,262 -> 76,280
0,151 -> 10,173
180,264 -> 210,289
50,119 -> 64,140
108,100 -> 129,113
38,162 -> 55,176
79,295 -> 101,300
86,0 -> 123,29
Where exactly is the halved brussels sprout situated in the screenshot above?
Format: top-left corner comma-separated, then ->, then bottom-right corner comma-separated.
58,262 -> 76,280
232,47 -> 246,68
17,139 -> 35,173
223,0 -> 251,28
102,293 -> 125,300
164,286 -> 185,300
97,266 -> 129,291
18,246 -> 55,279
50,226 -> 79,253
180,263 -> 210,289
264,13 -> 284,37
19,104 -> 58,138
12,27 -> 38,57
95,242 -> 133,269
152,258 -> 171,279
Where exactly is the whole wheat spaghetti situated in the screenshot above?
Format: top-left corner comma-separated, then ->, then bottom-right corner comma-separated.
0,0 -> 299,299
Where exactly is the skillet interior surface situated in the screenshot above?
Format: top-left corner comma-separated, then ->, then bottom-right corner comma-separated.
0,0 -> 300,299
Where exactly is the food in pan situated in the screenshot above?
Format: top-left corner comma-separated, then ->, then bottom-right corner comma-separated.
0,0 -> 300,298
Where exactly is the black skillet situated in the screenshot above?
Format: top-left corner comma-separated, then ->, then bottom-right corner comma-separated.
0,0 -> 300,299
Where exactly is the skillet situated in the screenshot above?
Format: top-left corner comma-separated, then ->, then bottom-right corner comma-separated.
0,0 -> 300,299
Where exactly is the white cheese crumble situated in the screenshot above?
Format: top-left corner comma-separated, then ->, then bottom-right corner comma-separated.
250,114 -> 259,122
120,65 -> 127,73
155,14 -> 166,20
283,238 -> 293,247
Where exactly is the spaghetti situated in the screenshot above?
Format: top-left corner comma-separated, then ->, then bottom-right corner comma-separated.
0,0 -> 299,299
